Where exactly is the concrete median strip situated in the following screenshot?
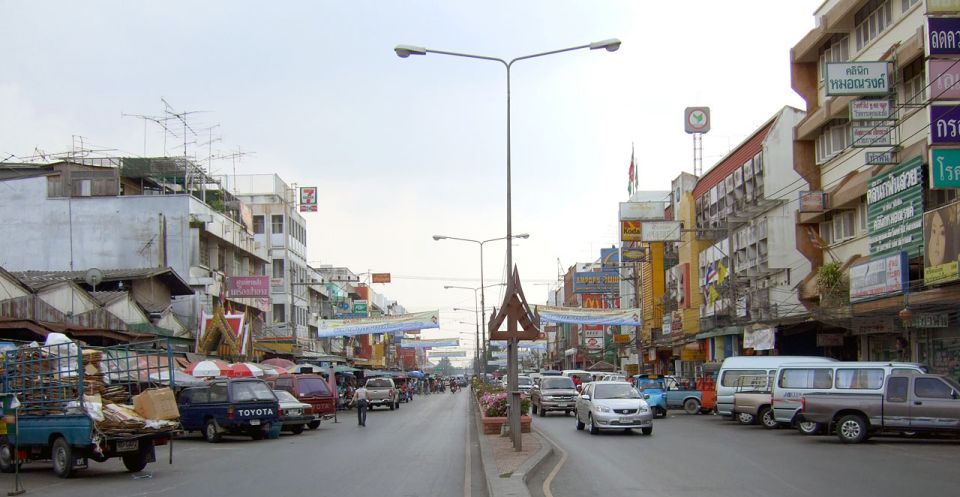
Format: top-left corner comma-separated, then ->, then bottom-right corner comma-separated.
472,400 -> 553,497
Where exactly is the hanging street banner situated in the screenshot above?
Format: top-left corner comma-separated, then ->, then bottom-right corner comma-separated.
924,201 -> 960,285
930,148 -> 960,189
850,99 -> 893,121
930,105 -> 960,144
866,156 -> 925,256
928,60 -> 960,100
600,247 -> 619,268
299,186 -> 318,212
928,17 -> 960,55
317,310 -> 439,338
400,337 -> 460,348
825,62 -> 889,96
428,350 -> 467,358
849,251 -> 908,302
535,305 -> 641,326
573,270 -> 620,294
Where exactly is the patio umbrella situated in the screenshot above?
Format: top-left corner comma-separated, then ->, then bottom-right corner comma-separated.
262,358 -> 296,369
333,365 -> 360,374
227,363 -> 264,377
148,370 -> 206,387
407,371 -> 425,379
259,364 -> 289,378
185,359 -> 231,377
288,363 -> 323,374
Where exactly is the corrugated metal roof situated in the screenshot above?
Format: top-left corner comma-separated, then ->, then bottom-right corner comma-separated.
10,267 -> 193,295
90,291 -> 128,305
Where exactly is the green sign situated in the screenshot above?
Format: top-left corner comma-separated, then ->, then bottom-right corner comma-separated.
867,156 -> 925,256
930,148 -> 960,189
352,301 -> 369,314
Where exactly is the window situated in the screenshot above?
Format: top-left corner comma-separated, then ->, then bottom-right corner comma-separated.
855,0 -> 892,51
818,35 -> 849,82
272,303 -> 285,323
720,370 -> 767,388
858,201 -> 868,232
199,237 -> 210,267
209,384 -> 228,403
915,378 -> 954,399
819,220 -> 833,246
833,210 -> 856,242
217,246 -> 226,271
901,58 -> 925,105
886,377 -> 908,402
835,368 -> 884,389
779,368 -> 833,389
253,215 -> 264,234
272,259 -> 285,279
815,120 -> 850,164
901,0 -> 919,12
271,214 -> 284,234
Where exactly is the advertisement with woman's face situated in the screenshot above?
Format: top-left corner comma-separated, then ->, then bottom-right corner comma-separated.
924,201 -> 960,284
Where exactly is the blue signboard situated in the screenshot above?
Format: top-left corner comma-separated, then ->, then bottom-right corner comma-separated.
929,17 -> 960,56
600,248 -> 619,269
930,105 -> 960,144
572,270 -> 620,294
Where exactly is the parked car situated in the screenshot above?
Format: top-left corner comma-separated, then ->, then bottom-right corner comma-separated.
716,356 -> 837,417
272,389 -> 316,435
364,377 -> 399,410
455,374 -> 467,387
517,375 -> 534,395
575,381 -> 653,435
601,374 -> 626,382
177,378 -> 280,442
728,373 -> 774,426
562,370 -> 593,390
268,374 -> 336,429
798,374 -> 960,443
633,376 -> 668,418
531,375 -> 579,417
633,375 -> 714,414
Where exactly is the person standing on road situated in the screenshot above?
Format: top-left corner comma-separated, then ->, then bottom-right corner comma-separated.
352,383 -> 369,426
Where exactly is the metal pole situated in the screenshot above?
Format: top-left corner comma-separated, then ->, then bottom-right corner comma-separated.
480,243 -> 487,377
474,289 -> 480,377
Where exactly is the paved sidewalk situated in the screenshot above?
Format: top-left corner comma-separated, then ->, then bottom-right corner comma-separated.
489,430 -> 542,476
471,398 -> 552,497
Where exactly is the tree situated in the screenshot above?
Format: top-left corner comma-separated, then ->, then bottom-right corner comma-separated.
436,357 -> 453,374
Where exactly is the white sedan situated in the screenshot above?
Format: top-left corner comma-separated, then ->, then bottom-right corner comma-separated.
575,381 -> 653,435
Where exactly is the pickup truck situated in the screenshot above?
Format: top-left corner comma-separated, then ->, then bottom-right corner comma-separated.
364,377 -> 399,410
177,378 -> 280,442
632,375 -> 716,414
798,374 -> 960,443
733,392 -> 777,428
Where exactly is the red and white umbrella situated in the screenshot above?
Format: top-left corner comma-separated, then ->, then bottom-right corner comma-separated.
258,364 -> 289,378
227,363 -> 264,378
185,359 -> 231,378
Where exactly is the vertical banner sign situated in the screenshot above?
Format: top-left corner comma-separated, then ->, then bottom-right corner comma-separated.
929,148 -> 960,189
928,17 -> 960,56
866,157 -> 925,256
299,186 -> 318,212
924,201 -> 960,285
930,105 -> 960,144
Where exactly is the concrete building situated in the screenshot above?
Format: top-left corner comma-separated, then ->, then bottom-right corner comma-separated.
0,159 -> 269,337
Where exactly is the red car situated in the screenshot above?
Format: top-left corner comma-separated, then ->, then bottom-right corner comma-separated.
268,374 -> 337,429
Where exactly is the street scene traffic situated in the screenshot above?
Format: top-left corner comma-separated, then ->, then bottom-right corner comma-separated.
4,1 -> 960,496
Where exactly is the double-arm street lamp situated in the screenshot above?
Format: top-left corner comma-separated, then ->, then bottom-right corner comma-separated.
446,282 -> 506,376
400,39 -> 620,448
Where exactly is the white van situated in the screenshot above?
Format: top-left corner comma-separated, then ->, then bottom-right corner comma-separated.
716,356 -> 837,417
772,361 -> 927,433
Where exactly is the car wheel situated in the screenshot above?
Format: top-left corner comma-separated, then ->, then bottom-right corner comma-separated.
0,443 -> 19,473
656,407 -> 668,419
759,407 -> 779,429
203,419 -> 221,443
291,425 -> 305,435
121,447 -> 150,473
251,426 -> 266,440
389,402 -> 395,411
683,398 -> 701,415
307,420 -> 321,430
575,411 -> 585,431
641,426 -> 653,436
836,414 -> 868,444
736,412 -> 755,425
798,420 -> 821,436
538,403 -> 546,417
589,415 -> 599,435
51,437 -> 74,479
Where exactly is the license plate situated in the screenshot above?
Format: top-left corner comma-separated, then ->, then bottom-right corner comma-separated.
558,403 -> 569,407
620,418 -> 632,423
249,419 -> 261,426
116,440 -> 139,453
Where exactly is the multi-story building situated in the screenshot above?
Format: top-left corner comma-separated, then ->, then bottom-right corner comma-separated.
694,107 -> 813,360
790,1 -> 960,378
0,158 -> 269,336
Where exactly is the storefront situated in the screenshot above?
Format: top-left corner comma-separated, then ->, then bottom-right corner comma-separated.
916,324 -> 960,382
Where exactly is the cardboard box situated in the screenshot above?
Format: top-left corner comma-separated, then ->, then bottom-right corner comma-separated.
133,387 -> 180,420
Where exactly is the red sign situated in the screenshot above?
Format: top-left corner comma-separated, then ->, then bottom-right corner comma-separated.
372,273 -> 391,283
581,294 -> 605,309
227,276 -> 270,298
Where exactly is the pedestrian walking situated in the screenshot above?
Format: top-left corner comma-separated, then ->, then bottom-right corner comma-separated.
352,384 -> 369,426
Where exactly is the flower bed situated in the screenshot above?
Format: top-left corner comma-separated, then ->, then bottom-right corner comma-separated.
475,384 -> 531,434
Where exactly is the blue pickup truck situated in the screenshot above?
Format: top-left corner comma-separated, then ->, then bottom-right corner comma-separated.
177,378 -> 280,442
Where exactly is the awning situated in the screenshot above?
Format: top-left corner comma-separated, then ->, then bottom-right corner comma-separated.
695,326 -> 743,340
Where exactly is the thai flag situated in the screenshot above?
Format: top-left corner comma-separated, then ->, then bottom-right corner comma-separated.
705,263 -> 718,284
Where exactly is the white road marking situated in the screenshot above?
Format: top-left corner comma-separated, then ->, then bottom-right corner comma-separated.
536,429 -> 567,497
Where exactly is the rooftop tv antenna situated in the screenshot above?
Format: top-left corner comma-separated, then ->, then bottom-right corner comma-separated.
162,97 -> 208,159
121,111 -> 176,156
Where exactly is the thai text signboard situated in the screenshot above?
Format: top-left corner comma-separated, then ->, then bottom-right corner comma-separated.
573,270 -> 620,294
929,59 -> 960,100
929,148 -> 960,189
930,105 -> 960,144
227,276 -> 270,298
850,99 -> 893,120
851,124 -> 894,147
825,62 -> 889,96
928,17 -> 960,56
866,157 -> 925,256
849,251 -> 908,302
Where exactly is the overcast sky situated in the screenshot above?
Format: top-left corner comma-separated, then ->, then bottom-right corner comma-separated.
2,1 -> 824,357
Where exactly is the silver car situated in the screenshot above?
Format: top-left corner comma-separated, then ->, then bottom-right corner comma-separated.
575,381 -> 653,435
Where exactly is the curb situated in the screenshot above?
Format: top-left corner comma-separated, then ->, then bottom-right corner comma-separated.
472,401 -> 553,497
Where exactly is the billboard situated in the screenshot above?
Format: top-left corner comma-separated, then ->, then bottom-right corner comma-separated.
619,202 -> 666,220
849,251 -> 908,302
930,149 -> 960,189
825,62 -> 889,96
641,221 -> 682,241
924,201 -> 960,285
573,271 -> 620,294
929,17 -> 960,55
600,248 -> 619,269
621,221 -> 643,242
299,186 -> 318,212
581,293 -> 605,309
866,157 -> 925,256
227,276 -> 270,298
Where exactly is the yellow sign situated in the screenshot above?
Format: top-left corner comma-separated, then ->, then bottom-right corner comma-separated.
621,221 -> 642,242
681,346 -> 705,361
613,334 -> 632,344
624,364 -> 639,376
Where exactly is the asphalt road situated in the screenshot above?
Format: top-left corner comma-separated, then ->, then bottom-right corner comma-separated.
529,410 -> 960,497
2,389 -> 485,497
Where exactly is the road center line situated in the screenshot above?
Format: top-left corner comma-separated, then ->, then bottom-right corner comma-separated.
536,429 -> 567,497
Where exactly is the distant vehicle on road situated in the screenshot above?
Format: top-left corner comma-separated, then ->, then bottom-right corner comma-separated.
575,381 -> 653,435
531,376 -> 578,417
517,375 -> 533,395
268,373 -> 336,429
364,377 -> 400,410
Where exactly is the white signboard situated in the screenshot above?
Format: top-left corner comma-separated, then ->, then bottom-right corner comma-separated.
825,62 -> 889,96
849,252 -> 907,302
641,221 -> 682,241
619,201 -> 666,221
850,100 -> 893,121
583,329 -> 604,339
865,151 -> 897,165
851,125 -> 894,147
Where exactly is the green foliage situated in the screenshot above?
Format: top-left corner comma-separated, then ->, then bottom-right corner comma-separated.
817,262 -> 848,306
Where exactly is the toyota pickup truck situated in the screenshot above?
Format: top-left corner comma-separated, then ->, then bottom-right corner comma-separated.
798,374 -> 960,443
364,377 -> 399,410
177,378 -> 280,442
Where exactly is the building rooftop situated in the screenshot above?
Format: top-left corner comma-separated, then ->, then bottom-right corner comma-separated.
11,267 -> 193,295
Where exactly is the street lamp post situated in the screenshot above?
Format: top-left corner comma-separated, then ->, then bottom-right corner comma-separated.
435,235 -> 527,374
446,283 -> 506,377
401,39 -> 620,448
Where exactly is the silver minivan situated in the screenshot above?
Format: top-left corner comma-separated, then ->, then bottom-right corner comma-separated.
716,356 -> 837,417
772,361 -> 927,434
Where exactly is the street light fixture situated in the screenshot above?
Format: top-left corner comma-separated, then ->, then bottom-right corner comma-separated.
401,39 -> 619,449
445,282 -> 507,376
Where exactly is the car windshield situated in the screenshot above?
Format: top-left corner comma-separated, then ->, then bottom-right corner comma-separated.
635,378 -> 665,389
542,378 -> 575,389
518,377 -> 532,386
273,390 -> 297,403
232,381 -> 276,402
367,378 -> 393,388
593,384 -> 641,399
298,378 -> 331,396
